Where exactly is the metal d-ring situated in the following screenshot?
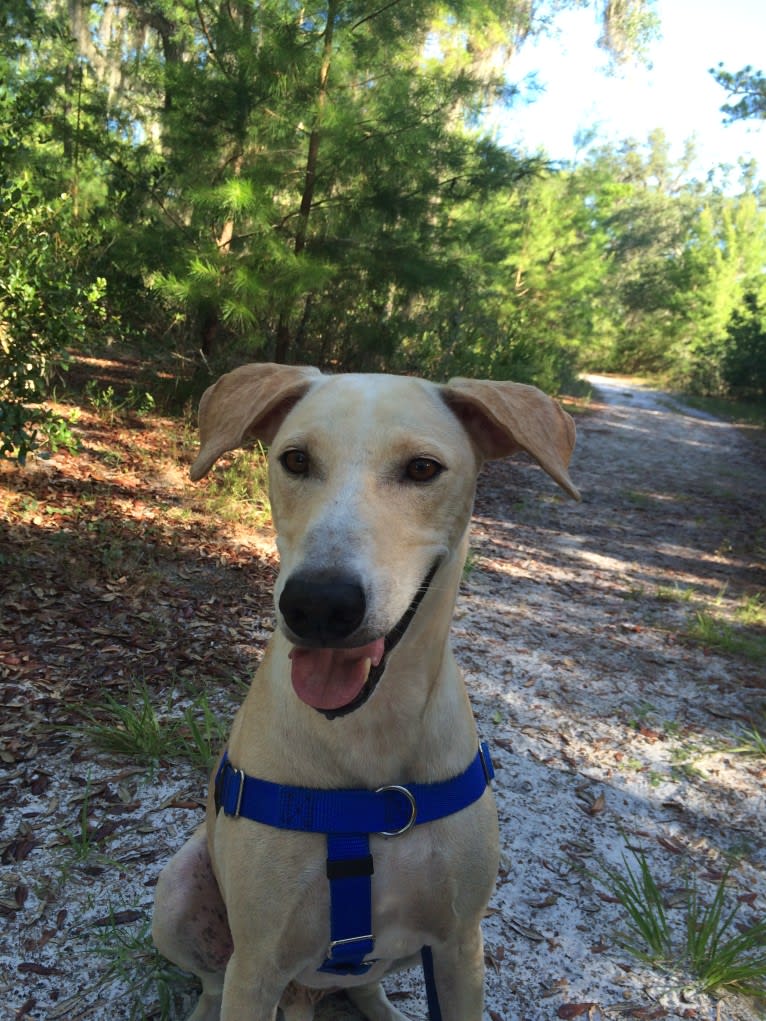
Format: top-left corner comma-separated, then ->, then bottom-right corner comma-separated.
376,784 -> 417,837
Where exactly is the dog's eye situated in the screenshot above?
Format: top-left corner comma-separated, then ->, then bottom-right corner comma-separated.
405,457 -> 443,483
280,449 -> 309,476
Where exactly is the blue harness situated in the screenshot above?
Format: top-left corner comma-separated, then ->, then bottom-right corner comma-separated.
214,742 -> 495,1017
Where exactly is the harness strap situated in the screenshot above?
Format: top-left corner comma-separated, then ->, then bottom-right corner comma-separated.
319,832 -> 375,976
214,743 -> 494,995
214,742 -> 494,834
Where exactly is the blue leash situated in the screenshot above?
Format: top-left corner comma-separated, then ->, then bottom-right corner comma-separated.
215,742 -> 494,1013
421,945 -> 443,1021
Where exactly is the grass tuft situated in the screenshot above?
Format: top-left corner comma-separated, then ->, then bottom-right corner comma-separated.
597,849 -> 672,963
730,725 -> 766,759
596,848 -> 766,1001
202,444 -> 271,528
656,584 -> 694,603
89,913 -> 199,1020
686,610 -> 766,665
685,870 -> 766,997
81,686 -> 167,764
80,683 -> 228,772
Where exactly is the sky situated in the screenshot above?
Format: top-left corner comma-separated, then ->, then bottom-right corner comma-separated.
488,0 -> 766,181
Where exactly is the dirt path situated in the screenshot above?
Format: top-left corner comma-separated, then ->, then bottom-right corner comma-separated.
1,375 -> 765,1020
444,375 -> 766,1021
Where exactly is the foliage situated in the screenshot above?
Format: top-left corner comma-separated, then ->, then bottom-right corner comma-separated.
686,610 -> 766,665
731,725 -> 766,759
201,445 -> 271,529
90,915 -> 199,1021
84,381 -> 157,422
0,0 -> 764,436
80,683 -> 229,773
572,136 -> 766,394
712,63 -> 766,122
684,871 -> 766,998
0,2 -> 662,386
722,293 -> 766,397
143,0 -> 554,369
0,180 -> 111,461
597,848 -> 672,963
597,0 -> 660,67
596,848 -> 766,999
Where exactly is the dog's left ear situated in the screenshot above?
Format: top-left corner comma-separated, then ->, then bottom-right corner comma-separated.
190,362 -> 322,481
442,377 -> 580,500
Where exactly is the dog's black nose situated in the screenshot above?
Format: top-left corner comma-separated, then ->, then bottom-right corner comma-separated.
279,573 -> 367,645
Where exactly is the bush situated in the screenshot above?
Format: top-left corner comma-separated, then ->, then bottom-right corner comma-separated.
0,178 -> 111,461
723,293 -> 766,398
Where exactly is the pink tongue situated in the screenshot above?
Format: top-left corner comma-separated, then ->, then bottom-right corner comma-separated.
289,639 -> 386,711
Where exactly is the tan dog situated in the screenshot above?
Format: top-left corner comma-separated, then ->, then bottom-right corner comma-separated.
152,365 -> 578,1021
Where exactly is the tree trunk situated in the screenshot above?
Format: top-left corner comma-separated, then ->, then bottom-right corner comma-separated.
276,0 -> 338,364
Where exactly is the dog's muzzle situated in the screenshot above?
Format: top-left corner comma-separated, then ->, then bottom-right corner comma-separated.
281,560 -> 441,719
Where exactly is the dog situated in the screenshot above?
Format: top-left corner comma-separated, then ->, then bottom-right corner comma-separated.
152,364 -> 578,1021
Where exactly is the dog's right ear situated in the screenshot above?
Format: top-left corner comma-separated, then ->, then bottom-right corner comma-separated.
189,363 -> 322,481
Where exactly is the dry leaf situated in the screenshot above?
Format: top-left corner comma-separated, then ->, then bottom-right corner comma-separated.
91,908 -> 142,927
656,836 -> 685,854
589,793 -> 606,815
557,1003 -> 596,1019
507,918 -> 545,942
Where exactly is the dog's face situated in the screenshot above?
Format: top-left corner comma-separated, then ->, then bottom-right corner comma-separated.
268,374 -> 480,714
190,362 -> 577,716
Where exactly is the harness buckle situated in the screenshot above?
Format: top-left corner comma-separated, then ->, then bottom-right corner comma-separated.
479,741 -> 495,784
321,933 -> 377,975
375,784 -> 417,837
232,768 -> 246,818
328,933 -> 375,953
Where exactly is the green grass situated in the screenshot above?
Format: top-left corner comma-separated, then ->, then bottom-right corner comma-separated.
79,683 -> 228,772
84,381 -> 157,423
627,701 -> 658,727
174,696 -> 230,770
656,584 -> 694,604
89,913 -> 199,1021
59,776 -> 114,864
738,592 -> 766,627
595,849 -> 766,1001
681,393 -> 766,430
686,610 -> 766,665
462,546 -> 480,579
202,444 -> 271,528
597,849 -> 672,963
685,872 -> 766,998
82,686 -> 167,763
730,725 -> 766,758
674,589 -> 766,664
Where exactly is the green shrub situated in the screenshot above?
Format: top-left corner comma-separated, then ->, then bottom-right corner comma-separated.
0,178 -> 111,462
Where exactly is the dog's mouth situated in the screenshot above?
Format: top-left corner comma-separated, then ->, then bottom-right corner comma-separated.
288,560 -> 441,720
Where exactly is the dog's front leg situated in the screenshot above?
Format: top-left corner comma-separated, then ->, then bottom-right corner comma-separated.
220,951 -> 283,1021
425,927 -> 487,1021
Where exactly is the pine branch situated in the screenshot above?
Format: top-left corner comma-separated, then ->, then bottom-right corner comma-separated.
351,0 -> 408,33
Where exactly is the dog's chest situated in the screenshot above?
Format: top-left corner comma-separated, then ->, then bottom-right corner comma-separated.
295,826 -> 455,975
371,829 -> 445,932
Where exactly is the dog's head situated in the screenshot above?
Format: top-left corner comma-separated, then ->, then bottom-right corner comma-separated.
191,364 -> 578,716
